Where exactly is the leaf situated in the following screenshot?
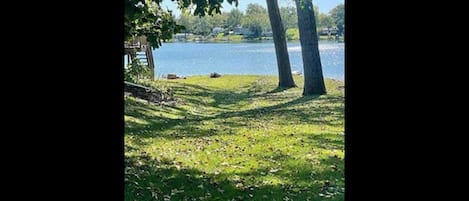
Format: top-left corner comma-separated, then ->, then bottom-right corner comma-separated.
269,169 -> 279,173
235,183 -> 244,188
220,162 -> 229,166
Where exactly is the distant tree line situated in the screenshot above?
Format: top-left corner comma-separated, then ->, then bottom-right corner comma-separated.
175,3 -> 344,39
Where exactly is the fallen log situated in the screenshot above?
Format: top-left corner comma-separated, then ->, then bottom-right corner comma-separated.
124,81 -> 173,103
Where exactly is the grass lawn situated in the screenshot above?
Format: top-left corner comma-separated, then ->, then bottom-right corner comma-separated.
316,36 -> 344,42
125,75 -> 345,201
214,34 -> 245,42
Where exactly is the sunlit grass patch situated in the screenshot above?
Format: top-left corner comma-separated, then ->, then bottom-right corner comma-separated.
125,75 -> 344,200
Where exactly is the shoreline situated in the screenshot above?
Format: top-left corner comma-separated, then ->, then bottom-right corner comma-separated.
154,74 -> 344,82
167,35 -> 345,44
166,38 -> 345,44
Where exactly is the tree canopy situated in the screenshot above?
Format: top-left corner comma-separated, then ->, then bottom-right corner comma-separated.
280,7 -> 298,30
329,4 -> 345,34
318,13 -> 335,29
125,0 -> 238,48
125,0 -> 342,47
226,8 -> 243,29
242,3 -> 270,38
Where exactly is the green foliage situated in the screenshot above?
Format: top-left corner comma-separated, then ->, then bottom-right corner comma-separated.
280,7 -> 298,30
174,3 -> 340,40
135,79 -> 174,98
176,12 -> 194,32
125,75 -> 345,200
242,3 -> 270,38
286,28 -> 299,40
211,13 -> 228,28
317,13 -> 335,29
125,0 -> 183,48
177,0 -> 238,17
226,8 -> 243,29
125,0 -> 239,48
329,4 -> 345,35
124,58 -> 151,82
244,3 -> 266,15
176,4 -> 270,38
125,0 -> 342,46
177,9 -> 228,35
193,16 -> 213,35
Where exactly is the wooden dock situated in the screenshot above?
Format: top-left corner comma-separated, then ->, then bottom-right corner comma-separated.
124,36 -> 155,79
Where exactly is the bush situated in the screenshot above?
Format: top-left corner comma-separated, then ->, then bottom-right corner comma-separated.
286,28 -> 299,40
124,58 -> 151,82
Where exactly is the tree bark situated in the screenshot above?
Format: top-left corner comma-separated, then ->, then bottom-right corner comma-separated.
295,0 -> 326,95
145,45 -> 155,80
266,0 -> 296,88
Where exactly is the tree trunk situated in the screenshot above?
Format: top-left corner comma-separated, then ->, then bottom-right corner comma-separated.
145,45 -> 155,80
266,0 -> 296,88
295,0 -> 326,95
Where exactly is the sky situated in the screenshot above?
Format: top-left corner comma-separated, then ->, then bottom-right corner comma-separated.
162,0 -> 345,17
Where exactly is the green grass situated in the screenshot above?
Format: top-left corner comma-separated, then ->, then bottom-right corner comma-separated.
214,34 -> 245,42
318,35 -> 344,41
285,28 -> 344,41
125,75 -> 345,201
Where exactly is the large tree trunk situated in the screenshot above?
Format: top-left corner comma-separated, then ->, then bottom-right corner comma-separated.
266,0 -> 296,88
295,0 -> 326,95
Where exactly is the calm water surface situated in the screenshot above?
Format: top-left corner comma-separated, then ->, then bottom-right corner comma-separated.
148,41 -> 344,80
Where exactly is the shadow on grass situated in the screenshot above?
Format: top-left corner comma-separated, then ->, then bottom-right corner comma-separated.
125,89 -> 343,141
303,132 -> 345,150
125,147 -> 344,201
170,81 -> 266,110
265,86 -> 296,94
124,79 -> 345,200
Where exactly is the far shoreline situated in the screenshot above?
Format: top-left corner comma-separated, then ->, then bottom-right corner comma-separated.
154,74 -> 344,82
164,38 -> 345,44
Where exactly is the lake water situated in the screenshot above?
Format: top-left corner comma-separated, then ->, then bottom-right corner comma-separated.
144,41 -> 344,80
